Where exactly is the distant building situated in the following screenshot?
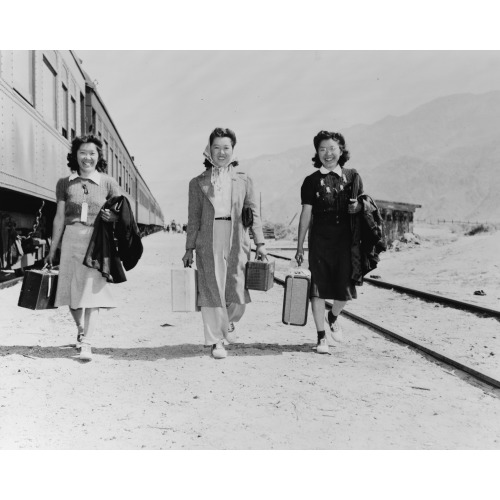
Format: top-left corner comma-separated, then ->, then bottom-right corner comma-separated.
375,200 -> 422,245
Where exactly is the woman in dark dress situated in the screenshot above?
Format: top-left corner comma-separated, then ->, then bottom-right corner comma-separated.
295,130 -> 362,355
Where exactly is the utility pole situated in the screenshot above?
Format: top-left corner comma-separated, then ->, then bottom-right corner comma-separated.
260,192 -> 262,219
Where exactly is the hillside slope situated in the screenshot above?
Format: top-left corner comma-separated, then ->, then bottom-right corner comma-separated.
246,91 -> 500,223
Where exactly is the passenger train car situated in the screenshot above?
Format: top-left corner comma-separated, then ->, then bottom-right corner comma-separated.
0,50 -> 164,271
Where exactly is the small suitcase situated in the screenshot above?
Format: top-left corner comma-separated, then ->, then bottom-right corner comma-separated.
282,267 -> 311,326
18,267 -> 58,310
245,256 -> 275,291
171,266 -> 200,312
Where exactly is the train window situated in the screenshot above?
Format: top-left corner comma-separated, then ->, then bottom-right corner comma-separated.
42,56 -> 57,128
70,96 -> 76,140
119,161 -> 122,186
80,93 -> 85,136
115,154 -> 118,180
13,50 -> 34,104
61,83 -> 68,139
91,108 -> 96,134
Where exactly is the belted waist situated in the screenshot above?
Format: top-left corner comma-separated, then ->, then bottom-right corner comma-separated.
215,216 -> 231,221
67,220 -> 94,227
312,211 -> 349,225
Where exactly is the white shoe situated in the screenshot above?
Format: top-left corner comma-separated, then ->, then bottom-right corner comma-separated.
224,322 -> 237,344
316,337 -> 330,354
79,343 -> 93,361
326,312 -> 343,343
211,342 -> 227,359
76,333 -> 84,349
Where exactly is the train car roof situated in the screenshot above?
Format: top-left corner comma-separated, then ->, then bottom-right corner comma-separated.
72,52 -> 162,210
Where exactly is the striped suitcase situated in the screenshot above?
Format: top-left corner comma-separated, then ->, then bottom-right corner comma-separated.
282,267 -> 310,326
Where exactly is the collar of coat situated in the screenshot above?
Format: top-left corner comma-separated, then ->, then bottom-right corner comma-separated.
196,166 -> 246,205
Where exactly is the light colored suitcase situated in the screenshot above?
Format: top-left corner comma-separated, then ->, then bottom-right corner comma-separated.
282,267 -> 311,326
171,267 -> 200,312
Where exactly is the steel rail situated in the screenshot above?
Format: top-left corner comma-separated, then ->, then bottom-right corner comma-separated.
0,275 -> 23,290
266,249 -> 500,390
363,277 -> 500,318
264,250 -> 500,318
273,274 -> 500,390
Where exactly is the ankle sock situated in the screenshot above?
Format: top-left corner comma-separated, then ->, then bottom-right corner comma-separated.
328,311 -> 338,325
317,330 -> 326,342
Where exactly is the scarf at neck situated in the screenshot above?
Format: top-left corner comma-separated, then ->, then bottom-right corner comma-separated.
203,144 -> 238,191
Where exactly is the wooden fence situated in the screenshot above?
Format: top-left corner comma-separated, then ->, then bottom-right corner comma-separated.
415,219 -> 500,228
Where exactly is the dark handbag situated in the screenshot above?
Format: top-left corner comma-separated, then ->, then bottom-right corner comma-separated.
242,207 -> 253,228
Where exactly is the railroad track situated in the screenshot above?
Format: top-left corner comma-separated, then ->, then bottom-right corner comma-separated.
265,249 -> 500,391
266,251 -> 500,319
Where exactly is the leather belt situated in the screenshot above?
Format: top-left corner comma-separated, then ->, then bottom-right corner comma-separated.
215,217 -> 231,221
67,221 -> 94,227
313,212 -> 348,225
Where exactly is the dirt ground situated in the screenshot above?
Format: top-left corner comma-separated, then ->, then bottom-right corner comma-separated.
0,226 -> 499,449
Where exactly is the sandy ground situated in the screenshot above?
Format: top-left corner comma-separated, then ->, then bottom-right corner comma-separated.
1,227 -> 500,449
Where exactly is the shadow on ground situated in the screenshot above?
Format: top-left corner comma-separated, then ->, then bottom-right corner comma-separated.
0,342 -> 317,362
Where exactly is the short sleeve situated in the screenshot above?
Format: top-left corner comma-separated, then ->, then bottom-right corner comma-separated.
349,168 -> 364,198
55,178 -> 67,202
106,176 -> 122,198
357,173 -> 364,197
300,175 -> 315,206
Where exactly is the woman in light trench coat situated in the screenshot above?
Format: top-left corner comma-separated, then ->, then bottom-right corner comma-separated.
182,127 -> 267,359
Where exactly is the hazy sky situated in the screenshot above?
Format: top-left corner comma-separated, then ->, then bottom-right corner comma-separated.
75,50 -> 500,219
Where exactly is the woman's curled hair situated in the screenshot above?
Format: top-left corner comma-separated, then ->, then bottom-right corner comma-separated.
67,135 -> 108,173
311,130 -> 350,168
203,127 -> 239,169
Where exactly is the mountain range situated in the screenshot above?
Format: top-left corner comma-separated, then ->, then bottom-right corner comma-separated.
245,90 -> 500,225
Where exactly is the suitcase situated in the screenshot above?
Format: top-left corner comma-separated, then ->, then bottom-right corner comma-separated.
18,268 -> 59,310
245,257 -> 275,291
171,267 -> 200,312
282,267 -> 311,326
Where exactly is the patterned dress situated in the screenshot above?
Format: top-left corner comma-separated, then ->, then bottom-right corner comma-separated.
300,167 -> 363,301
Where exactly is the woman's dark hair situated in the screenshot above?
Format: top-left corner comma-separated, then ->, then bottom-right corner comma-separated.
204,127 -> 238,169
311,130 -> 350,168
67,135 -> 108,173
209,127 -> 237,147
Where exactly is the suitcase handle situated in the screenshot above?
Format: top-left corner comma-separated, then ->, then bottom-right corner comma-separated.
41,263 -> 57,275
253,252 -> 269,262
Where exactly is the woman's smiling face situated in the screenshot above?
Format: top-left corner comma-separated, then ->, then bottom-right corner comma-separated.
210,137 -> 233,168
77,142 -> 99,175
317,138 -> 342,169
